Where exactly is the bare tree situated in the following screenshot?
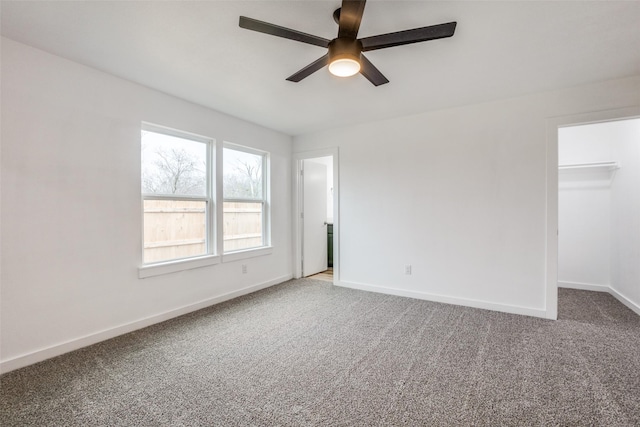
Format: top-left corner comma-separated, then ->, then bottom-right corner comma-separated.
236,159 -> 262,198
224,158 -> 262,198
142,146 -> 205,195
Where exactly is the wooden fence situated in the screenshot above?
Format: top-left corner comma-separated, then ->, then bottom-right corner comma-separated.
143,200 -> 262,263
222,202 -> 263,253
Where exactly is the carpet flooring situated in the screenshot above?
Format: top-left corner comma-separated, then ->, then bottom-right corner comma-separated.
1,279 -> 639,426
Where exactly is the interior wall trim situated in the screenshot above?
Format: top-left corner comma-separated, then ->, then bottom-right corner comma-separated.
336,280 -> 548,319
0,274 -> 293,375
558,281 -> 609,292
607,287 -> 640,316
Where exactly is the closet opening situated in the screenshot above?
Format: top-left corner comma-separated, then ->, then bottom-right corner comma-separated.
557,118 -> 640,317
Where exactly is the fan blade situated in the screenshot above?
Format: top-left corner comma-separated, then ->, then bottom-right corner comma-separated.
239,16 -> 331,48
338,0 -> 367,39
286,54 -> 330,82
360,22 -> 457,52
359,54 -> 389,86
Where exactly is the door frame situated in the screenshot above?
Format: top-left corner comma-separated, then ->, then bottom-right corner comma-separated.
545,106 -> 640,320
293,148 -> 339,282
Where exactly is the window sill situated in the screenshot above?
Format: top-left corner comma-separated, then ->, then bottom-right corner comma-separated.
139,254 -> 221,278
223,246 -> 273,263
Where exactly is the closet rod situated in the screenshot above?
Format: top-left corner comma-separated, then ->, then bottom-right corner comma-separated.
558,161 -> 619,170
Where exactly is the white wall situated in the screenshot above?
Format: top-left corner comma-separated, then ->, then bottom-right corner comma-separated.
0,38 -> 293,372
294,75 -> 640,318
610,119 -> 640,310
558,125 -> 616,289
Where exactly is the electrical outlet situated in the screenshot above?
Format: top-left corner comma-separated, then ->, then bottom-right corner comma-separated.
242,264 -> 247,274
405,265 -> 412,275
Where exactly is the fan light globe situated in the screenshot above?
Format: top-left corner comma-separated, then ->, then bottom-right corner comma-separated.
329,58 -> 361,77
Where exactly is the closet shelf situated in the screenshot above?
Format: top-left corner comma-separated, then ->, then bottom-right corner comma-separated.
558,161 -> 620,171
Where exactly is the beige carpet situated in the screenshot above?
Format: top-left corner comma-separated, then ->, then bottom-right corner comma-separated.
1,279 -> 639,426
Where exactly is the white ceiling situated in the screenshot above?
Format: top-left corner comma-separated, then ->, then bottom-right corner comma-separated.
2,1 -> 639,136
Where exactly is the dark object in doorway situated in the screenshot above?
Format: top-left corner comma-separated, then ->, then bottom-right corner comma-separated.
328,223 -> 333,268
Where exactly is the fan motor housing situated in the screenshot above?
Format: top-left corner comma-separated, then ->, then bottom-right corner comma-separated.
328,37 -> 363,64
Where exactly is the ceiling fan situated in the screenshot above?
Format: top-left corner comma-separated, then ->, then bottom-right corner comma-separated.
239,0 -> 457,86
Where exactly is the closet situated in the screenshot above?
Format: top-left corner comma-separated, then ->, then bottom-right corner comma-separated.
558,118 -> 640,310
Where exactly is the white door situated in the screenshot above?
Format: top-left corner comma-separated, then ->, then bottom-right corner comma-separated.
303,160 -> 328,277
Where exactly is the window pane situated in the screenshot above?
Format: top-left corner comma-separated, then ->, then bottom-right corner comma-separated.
223,202 -> 262,252
223,148 -> 263,199
143,200 -> 206,263
142,130 -> 207,197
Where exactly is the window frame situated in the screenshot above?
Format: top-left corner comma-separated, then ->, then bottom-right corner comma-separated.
138,123 -> 219,278
222,142 -> 271,255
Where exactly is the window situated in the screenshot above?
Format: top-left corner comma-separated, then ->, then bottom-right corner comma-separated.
141,125 -> 213,264
223,144 -> 269,252
139,126 -> 270,276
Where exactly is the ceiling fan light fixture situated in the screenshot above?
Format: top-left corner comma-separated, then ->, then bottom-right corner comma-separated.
329,57 -> 361,77
328,37 -> 362,78
239,0 -> 457,86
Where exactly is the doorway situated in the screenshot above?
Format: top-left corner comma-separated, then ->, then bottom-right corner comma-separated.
293,149 -> 339,283
547,110 -> 640,320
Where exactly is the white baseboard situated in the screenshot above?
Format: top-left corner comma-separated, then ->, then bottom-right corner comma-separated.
0,274 -> 292,375
559,281 -> 640,316
608,287 -> 640,316
558,281 -> 610,292
336,280 -> 548,319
